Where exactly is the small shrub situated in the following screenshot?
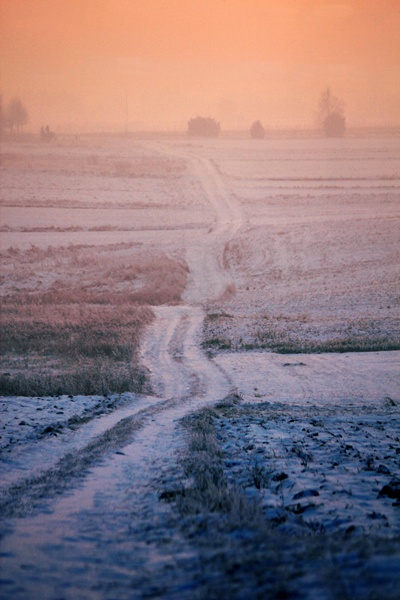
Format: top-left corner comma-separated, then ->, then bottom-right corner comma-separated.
249,462 -> 269,489
202,338 -> 232,350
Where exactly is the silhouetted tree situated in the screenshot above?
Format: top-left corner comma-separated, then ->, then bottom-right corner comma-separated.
317,87 -> 346,137
187,116 -> 220,137
6,97 -> 29,134
250,120 -> 265,139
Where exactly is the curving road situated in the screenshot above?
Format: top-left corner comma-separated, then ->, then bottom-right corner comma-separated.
0,143 -> 243,599
142,143 -> 243,396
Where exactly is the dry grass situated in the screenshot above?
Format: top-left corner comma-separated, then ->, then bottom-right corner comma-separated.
162,397 -> 400,600
203,312 -> 400,354
1,243 -> 189,396
164,397 -> 306,599
0,144 -> 187,179
1,243 -> 188,306
166,395 -> 265,537
0,301 -> 153,396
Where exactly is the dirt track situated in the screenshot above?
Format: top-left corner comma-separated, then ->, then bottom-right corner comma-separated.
1,138 -> 399,599
0,143 -> 244,598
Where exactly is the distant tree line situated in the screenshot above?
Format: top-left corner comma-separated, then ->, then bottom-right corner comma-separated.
187,88 -> 346,139
1,88 -> 346,139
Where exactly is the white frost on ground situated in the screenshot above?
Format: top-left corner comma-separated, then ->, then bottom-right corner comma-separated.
215,351 -> 400,405
210,351 -> 400,537
1,135 -> 399,598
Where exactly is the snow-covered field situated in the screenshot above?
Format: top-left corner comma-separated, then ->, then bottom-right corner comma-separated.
1,134 -> 399,599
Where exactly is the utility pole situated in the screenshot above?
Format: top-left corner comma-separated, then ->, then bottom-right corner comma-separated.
125,91 -> 129,134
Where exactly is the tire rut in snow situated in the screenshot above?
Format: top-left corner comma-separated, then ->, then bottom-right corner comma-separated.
0,397 -> 179,520
149,143 -> 243,305
1,143 -> 239,597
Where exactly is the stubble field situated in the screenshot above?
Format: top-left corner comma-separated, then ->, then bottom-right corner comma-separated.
0,133 -> 399,599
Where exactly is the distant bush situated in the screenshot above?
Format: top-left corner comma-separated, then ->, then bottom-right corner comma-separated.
250,120 -> 265,139
187,116 -> 221,137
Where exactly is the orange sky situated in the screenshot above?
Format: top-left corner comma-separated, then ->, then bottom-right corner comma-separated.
1,0 -> 399,131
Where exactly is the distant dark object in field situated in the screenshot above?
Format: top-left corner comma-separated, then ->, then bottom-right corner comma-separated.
2,96 -> 29,134
159,489 -> 184,501
317,87 -> 346,138
272,472 -> 288,482
293,489 -> 319,500
40,125 -> 56,142
249,120 -> 265,139
187,116 -> 221,137
379,480 -> 400,500
283,362 -> 306,367
385,396 -> 397,406
323,112 -> 346,138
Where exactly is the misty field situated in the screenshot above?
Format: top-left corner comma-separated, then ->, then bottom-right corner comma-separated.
2,136 -> 398,397
1,134 -> 399,599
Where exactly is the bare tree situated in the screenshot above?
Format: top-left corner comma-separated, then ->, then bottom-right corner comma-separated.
6,97 -> 29,134
317,87 -> 346,137
250,120 -> 265,139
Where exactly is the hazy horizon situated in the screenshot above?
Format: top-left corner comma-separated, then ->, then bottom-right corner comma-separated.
1,0 -> 399,133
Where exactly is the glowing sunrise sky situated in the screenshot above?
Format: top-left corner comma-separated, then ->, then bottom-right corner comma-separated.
1,0 -> 399,131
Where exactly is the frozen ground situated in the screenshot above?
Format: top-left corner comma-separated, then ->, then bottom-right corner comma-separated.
0,134 -> 399,598
213,352 -> 400,537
